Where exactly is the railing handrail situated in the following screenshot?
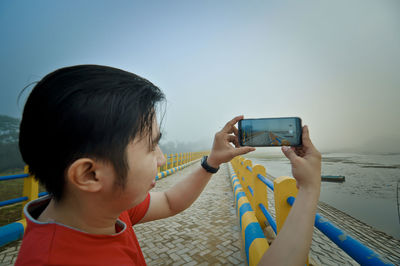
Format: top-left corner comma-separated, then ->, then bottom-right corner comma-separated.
0,151 -> 208,248
0,152 -> 203,208
0,173 -> 29,182
258,202 -> 277,234
231,156 -> 392,266
285,197 -> 390,266
258,172 -> 390,265
0,196 -> 29,208
257,173 -> 274,190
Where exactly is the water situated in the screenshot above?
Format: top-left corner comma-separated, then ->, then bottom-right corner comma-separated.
246,152 -> 400,239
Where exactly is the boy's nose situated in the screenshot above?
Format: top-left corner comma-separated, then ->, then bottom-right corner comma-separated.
157,146 -> 167,167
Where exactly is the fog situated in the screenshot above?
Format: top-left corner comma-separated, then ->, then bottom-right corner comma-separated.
1,0 -> 399,153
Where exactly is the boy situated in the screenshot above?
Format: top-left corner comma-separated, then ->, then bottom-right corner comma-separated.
16,65 -> 321,265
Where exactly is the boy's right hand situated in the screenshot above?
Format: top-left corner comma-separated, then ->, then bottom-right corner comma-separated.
281,125 -> 321,193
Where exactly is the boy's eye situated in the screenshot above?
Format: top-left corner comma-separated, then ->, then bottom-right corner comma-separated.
150,133 -> 161,152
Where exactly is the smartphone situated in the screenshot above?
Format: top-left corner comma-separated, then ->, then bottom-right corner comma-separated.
238,117 -> 302,147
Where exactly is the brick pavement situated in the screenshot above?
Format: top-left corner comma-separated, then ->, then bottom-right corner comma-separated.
2,161 -> 400,265
134,162 -> 246,265
0,243 -> 20,266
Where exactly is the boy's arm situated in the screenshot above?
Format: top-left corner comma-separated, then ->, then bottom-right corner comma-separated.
139,115 -> 255,223
258,125 -> 321,265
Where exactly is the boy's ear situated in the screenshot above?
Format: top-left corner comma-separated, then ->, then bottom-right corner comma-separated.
67,158 -> 103,193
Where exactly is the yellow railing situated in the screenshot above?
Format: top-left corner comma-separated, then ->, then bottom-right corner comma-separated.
0,151 -> 208,247
230,156 -> 307,266
20,152 -> 207,211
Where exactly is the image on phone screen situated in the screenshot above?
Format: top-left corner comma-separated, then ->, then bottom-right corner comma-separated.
238,117 -> 302,147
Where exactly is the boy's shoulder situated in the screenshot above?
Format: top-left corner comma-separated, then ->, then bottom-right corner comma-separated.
15,196 -> 149,265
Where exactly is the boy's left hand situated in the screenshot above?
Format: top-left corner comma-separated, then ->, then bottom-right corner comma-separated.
207,115 -> 255,168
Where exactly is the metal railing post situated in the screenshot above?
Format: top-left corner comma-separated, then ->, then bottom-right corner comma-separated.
241,160 -> 252,198
169,154 -> 173,169
21,166 -> 38,216
273,176 -> 308,265
173,153 -> 177,167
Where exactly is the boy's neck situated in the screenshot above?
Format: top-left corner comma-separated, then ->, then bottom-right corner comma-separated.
37,197 -> 120,235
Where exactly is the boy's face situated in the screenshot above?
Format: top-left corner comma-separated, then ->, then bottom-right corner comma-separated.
106,117 -> 166,210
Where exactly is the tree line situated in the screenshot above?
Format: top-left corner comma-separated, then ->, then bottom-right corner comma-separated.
0,142 -> 25,173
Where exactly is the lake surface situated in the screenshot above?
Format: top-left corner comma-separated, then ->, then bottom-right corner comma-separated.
245,152 -> 400,239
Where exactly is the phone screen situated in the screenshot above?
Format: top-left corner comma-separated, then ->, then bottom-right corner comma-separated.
238,117 -> 302,147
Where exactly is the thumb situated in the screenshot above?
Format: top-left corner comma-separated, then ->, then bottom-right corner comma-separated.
233,146 -> 256,157
282,146 -> 298,163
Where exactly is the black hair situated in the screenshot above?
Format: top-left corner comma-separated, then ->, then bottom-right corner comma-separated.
19,65 -> 165,201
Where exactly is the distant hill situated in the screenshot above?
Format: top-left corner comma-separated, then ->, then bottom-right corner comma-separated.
0,115 -> 20,144
0,115 -> 24,173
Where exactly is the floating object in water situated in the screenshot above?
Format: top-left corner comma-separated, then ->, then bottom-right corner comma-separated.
321,175 -> 345,183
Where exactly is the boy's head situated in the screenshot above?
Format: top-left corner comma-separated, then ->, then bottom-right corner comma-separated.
19,65 -> 165,202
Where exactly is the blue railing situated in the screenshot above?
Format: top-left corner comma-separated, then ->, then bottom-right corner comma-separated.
0,173 -> 29,181
259,203 -> 277,234
0,151 -> 205,248
243,166 -> 392,266
0,172 -> 49,247
0,174 -> 47,208
0,196 -> 29,208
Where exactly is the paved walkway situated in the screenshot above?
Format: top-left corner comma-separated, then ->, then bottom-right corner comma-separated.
1,161 -> 400,265
134,162 -> 246,265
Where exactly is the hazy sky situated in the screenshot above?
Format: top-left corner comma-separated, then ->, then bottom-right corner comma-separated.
1,0 -> 399,153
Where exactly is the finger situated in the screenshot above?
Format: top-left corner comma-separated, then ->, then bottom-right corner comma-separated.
294,146 -> 305,157
227,134 -> 240,147
282,146 -> 299,163
227,135 -> 237,143
232,126 -> 239,137
222,115 -> 244,133
301,125 -> 315,149
232,146 -> 256,157
233,136 -> 240,147
234,139 -> 240,148
229,135 -> 240,148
